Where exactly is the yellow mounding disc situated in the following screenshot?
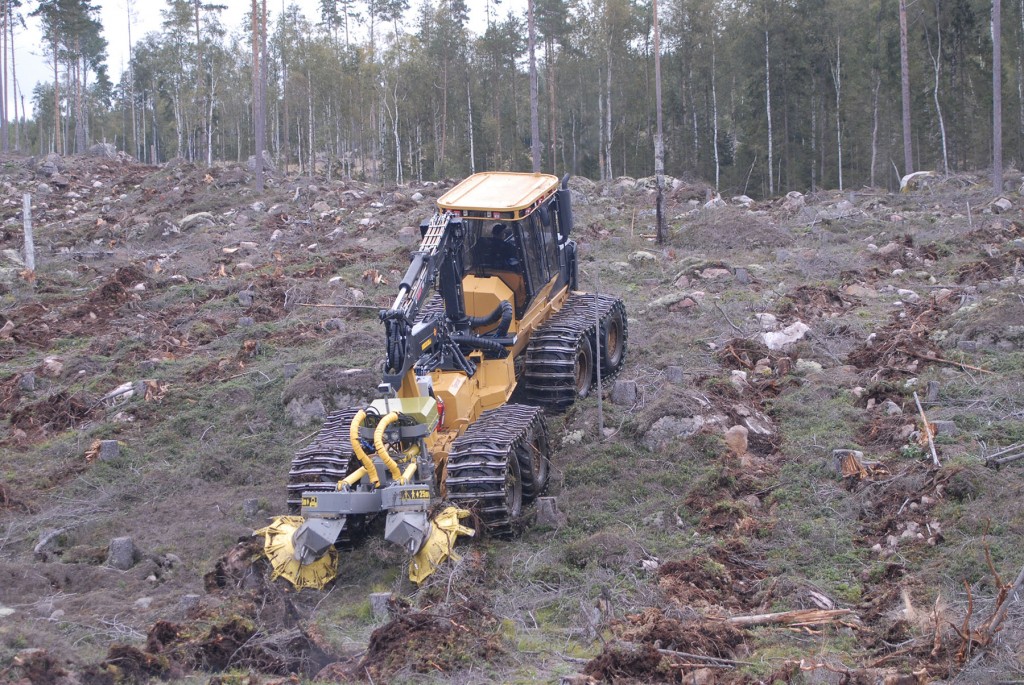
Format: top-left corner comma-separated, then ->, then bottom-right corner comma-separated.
409,506 -> 475,585
254,515 -> 339,591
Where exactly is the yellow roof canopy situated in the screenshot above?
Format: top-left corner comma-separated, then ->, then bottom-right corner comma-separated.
437,172 -> 559,220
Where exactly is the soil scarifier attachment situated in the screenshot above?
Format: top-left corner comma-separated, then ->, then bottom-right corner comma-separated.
255,171 -> 627,588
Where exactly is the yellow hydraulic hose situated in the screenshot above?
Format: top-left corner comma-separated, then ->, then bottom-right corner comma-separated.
349,410 -> 381,487
401,462 -> 417,484
338,466 -> 367,489
373,412 -> 405,481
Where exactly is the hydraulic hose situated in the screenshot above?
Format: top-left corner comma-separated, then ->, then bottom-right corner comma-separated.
373,412 -> 405,482
452,333 -> 509,357
467,299 -> 513,337
349,410 -> 381,487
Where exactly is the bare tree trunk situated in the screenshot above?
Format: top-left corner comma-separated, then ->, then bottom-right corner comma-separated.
547,37 -> 556,173
653,0 -> 665,244
53,39 -> 61,154
74,40 -> 86,153
528,0 -> 540,172
870,73 -> 880,187
10,6 -> 19,151
993,0 -> 1003,193
899,0 -> 914,175
252,0 -> 264,191
604,48 -> 613,181
597,88 -> 605,181
307,68 -> 314,176
393,81 -> 402,184
764,24 -> 774,195
831,37 -> 843,191
466,72 -> 475,174
927,3 -> 950,175
711,30 -> 720,191
1,0 -> 8,153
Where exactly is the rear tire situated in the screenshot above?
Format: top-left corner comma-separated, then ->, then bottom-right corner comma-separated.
518,416 -> 550,501
596,300 -> 627,379
574,333 -> 594,399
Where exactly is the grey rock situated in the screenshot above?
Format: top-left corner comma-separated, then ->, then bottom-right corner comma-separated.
644,415 -> 704,451
958,340 -> 978,352
246,150 -> 277,174
18,372 -> 35,392
99,440 -> 120,461
535,497 -> 567,527
179,594 -> 201,614
49,609 -> 65,621
324,318 -> 345,332
734,268 -> 751,285
179,212 -> 216,230
398,226 -> 419,244
237,290 -> 254,307
931,420 -> 958,437
794,359 -> 824,375
39,152 -> 63,176
881,400 -> 903,416
87,143 -> 117,159
311,200 -> 331,213
243,498 -> 260,518
369,592 -> 392,620
665,366 -> 685,384
286,397 -> 327,427
283,363 -> 300,378
411,192 -> 424,201
926,381 -> 940,403
37,183 -> 52,194
106,537 -> 138,570
993,197 -> 1013,214
238,317 -> 255,327
610,380 -> 638,406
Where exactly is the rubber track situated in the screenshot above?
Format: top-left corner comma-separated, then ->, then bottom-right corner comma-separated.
523,293 -> 628,410
287,407 -> 367,545
446,403 -> 545,535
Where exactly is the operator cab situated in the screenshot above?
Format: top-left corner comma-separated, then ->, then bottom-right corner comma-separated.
440,172 -> 576,318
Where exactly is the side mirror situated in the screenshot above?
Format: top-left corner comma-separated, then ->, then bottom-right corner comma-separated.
556,174 -> 573,242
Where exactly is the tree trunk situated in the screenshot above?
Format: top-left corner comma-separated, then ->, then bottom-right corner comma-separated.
528,0 -> 540,172
831,37 -> 843,191
547,36 -> 556,173
653,0 -> 665,244
927,3 -> 949,175
466,72 -> 475,174
711,30 -> 720,191
1,0 -> 8,153
307,69 -> 314,176
993,0 -> 1003,193
53,38 -> 60,154
899,0 -> 914,175
604,48 -> 613,181
74,40 -> 86,153
252,0 -> 264,192
764,24 -> 774,195
597,88 -> 605,181
870,73 -> 880,187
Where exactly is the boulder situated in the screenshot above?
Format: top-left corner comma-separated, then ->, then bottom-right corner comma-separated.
535,497 -> 567,527
99,440 -> 120,461
106,537 -> 138,570
285,397 -> 327,427
370,593 -> 392,620
311,200 -> 331,213
992,197 -> 1013,214
179,212 -> 216,230
39,152 -> 63,176
87,143 -> 117,159
246,150 -> 277,173
762,321 -> 810,351
781,191 -> 804,211
643,415 -> 704,451
724,425 -> 748,455
610,380 -> 638,406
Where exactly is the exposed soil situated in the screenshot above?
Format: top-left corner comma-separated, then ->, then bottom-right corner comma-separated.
2,154 -> 1023,684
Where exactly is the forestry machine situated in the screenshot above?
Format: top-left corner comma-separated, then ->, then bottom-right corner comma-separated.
256,172 -> 628,589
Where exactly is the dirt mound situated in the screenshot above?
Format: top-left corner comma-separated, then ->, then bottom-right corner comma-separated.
956,247 -> 1024,284
777,284 -> 858,321
658,543 -> 768,612
847,294 -> 959,376
343,599 -> 505,680
8,391 -> 97,439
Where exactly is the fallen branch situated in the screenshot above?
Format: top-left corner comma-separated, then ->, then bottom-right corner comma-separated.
913,392 -> 941,467
656,648 -> 748,667
724,608 -> 854,628
897,348 -> 992,374
297,303 -> 382,310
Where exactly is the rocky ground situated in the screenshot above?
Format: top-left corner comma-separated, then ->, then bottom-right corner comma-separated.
1,150 -> 1023,684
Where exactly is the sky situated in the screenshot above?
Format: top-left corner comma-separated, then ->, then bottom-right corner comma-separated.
14,0 -> 526,119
